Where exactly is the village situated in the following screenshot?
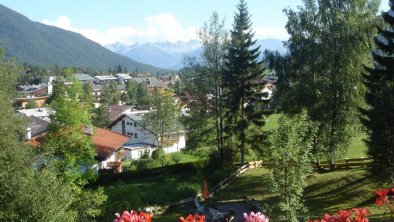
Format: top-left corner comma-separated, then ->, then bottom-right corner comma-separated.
15,71 -> 276,173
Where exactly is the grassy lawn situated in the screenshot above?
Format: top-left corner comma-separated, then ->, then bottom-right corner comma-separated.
264,113 -> 368,159
212,167 -> 389,221
114,114 -> 373,221
154,167 -> 389,221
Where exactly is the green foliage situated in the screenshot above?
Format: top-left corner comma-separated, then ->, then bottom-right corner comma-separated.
25,99 -> 38,109
267,112 -> 315,222
360,1 -> 394,183
284,0 -> 379,168
91,160 -> 209,186
171,154 -> 181,164
0,53 -> 77,221
136,82 -> 149,106
223,0 -> 269,165
42,67 -> 106,220
0,5 -> 166,73
152,148 -> 170,166
141,89 -> 183,147
92,104 -> 111,128
184,12 -> 229,163
99,184 -> 143,222
126,79 -> 138,104
101,82 -> 120,105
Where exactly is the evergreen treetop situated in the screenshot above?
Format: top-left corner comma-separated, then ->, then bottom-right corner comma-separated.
361,0 -> 394,183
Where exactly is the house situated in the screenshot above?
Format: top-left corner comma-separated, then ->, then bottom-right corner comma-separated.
17,84 -> 48,97
25,116 -> 50,143
91,84 -> 127,107
107,110 -> 186,159
106,105 -> 134,122
94,75 -> 117,84
74,73 -> 95,85
17,108 -> 53,122
116,73 -> 132,84
91,127 -> 129,172
131,77 -> 165,89
23,118 -> 128,172
14,96 -> 49,108
15,84 -> 49,108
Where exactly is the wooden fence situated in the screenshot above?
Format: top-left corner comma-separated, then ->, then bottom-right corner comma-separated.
140,157 -> 371,215
312,157 -> 372,170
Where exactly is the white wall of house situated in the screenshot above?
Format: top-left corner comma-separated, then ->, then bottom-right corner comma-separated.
99,152 -> 117,169
123,147 -> 153,159
110,114 -> 186,159
162,135 -> 186,153
110,116 -> 157,146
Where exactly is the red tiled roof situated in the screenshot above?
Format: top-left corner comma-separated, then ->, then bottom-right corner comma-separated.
92,127 -> 129,160
26,127 -> 129,160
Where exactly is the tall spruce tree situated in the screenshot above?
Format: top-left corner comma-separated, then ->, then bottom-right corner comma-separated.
361,0 -> 394,183
223,0 -> 268,165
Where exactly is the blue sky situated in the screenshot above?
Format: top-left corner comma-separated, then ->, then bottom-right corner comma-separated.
0,0 -> 389,45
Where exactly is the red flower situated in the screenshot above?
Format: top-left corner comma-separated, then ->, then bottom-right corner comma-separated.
353,208 -> 370,222
179,213 -> 205,222
338,209 -> 352,222
375,189 -> 389,206
114,211 -> 151,222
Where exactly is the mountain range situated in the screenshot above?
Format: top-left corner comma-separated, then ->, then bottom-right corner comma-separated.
106,38 -> 287,70
0,4 -> 166,73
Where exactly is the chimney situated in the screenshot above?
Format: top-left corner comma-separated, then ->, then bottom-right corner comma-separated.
26,128 -> 32,141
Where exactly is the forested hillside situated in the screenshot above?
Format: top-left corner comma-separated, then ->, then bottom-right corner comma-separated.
0,4 -> 167,73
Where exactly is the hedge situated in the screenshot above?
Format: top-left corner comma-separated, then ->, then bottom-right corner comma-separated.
89,160 -> 209,186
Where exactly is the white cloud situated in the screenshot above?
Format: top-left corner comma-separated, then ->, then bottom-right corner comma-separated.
41,15 -> 288,45
254,26 -> 289,40
41,14 -> 197,45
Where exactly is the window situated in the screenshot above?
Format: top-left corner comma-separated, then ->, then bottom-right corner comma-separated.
126,122 -> 129,125
135,133 -> 138,138
134,122 -> 137,127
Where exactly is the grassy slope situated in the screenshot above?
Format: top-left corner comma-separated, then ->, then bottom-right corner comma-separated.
213,167 -> 389,221
263,113 -> 367,159
112,114 -> 373,221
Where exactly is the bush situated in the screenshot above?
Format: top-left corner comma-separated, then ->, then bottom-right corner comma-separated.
151,148 -> 169,166
90,160 -> 209,186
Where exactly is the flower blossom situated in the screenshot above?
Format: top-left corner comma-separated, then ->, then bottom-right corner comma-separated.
114,210 -> 151,222
243,212 -> 269,222
375,188 -> 390,206
179,213 -> 206,222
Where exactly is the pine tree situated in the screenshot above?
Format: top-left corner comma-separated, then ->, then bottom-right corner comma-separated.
223,0 -> 268,165
361,0 -> 394,183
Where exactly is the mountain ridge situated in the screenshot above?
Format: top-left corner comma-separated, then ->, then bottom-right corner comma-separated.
106,39 -> 286,70
0,4 -> 168,73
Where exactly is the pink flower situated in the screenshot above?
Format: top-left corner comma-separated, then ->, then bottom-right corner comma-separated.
114,210 -> 151,222
243,212 -> 269,222
353,208 -> 370,222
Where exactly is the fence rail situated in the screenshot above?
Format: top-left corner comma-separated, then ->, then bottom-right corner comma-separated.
141,157 -> 371,215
